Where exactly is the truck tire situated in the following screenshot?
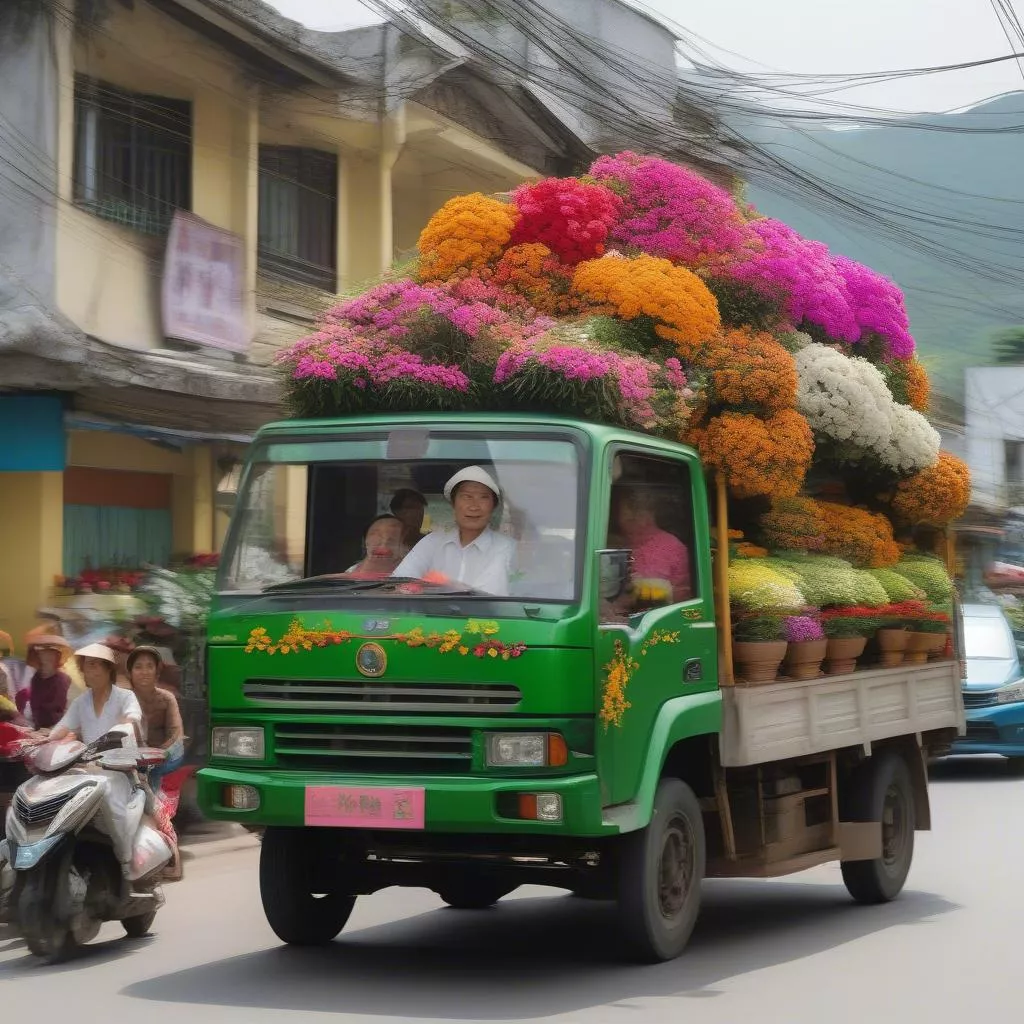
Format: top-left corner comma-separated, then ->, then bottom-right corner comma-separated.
840,750 -> 915,904
437,877 -> 516,909
260,827 -> 356,945
616,778 -> 705,963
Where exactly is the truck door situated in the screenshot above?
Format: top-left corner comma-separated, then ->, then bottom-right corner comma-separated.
595,447 -> 718,808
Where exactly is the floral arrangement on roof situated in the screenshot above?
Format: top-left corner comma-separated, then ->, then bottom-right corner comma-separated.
273,150 -> 969,613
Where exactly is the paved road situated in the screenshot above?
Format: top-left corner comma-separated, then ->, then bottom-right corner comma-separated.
2,757 -> 1020,1023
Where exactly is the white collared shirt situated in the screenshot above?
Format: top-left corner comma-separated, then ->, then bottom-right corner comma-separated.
56,686 -> 143,745
393,528 -> 516,595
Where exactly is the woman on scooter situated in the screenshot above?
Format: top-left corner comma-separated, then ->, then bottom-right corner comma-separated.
17,634 -> 73,731
47,643 -> 143,746
127,646 -> 184,791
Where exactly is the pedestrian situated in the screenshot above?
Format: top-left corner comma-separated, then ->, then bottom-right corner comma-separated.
16,633 -> 73,731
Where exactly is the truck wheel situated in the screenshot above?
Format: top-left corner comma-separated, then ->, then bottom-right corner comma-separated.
840,750 -> 915,904
616,778 -> 705,963
437,877 -> 515,909
260,827 -> 356,945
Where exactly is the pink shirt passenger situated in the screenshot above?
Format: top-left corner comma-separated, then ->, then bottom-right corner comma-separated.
629,526 -> 692,603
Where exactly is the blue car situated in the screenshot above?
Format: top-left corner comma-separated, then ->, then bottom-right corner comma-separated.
953,603 -> 1024,765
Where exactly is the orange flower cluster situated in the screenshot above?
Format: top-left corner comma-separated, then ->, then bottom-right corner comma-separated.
703,328 -> 798,415
697,410 -> 813,499
904,359 -> 930,412
491,243 -> 582,315
572,254 -> 721,359
418,194 -> 518,282
761,497 -> 901,568
891,451 -> 971,526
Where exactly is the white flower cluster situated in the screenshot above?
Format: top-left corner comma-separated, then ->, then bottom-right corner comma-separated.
795,343 -> 939,475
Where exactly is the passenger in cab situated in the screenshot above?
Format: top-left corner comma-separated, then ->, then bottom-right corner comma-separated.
612,487 -> 691,603
347,514 -> 407,579
393,466 -> 515,595
390,488 -> 429,550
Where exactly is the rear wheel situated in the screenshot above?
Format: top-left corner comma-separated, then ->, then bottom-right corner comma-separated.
616,778 -> 705,962
840,750 -> 915,904
122,911 -> 157,938
437,876 -> 515,909
260,827 -> 355,946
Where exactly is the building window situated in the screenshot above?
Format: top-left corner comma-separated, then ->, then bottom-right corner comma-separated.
73,76 -> 192,235
258,146 -> 338,291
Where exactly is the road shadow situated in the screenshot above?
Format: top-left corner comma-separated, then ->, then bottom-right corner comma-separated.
123,880 -> 958,1019
0,932 -> 153,976
929,756 -> 1024,784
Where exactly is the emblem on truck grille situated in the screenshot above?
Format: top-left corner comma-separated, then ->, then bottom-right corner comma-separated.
355,642 -> 387,677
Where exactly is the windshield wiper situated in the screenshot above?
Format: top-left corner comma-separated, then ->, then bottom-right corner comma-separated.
263,575 -> 482,596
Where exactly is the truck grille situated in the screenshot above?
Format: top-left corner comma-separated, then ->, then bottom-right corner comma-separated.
246,679 -> 521,714
274,723 -> 474,774
962,691 -> 998,709
964,721 -> 1001,742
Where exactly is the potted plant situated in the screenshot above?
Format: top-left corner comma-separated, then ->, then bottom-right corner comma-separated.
782,615 -> 827,680
733,614 -> 788,685
874,604 -> 911,667
822,617 -> 868,675
907,615 -> 950,662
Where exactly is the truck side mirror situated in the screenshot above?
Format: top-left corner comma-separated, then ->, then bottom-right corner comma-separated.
597,549 -> 631,601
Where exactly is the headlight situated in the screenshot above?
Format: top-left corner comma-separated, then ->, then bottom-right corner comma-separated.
211,727 -> 265,759
485,732 -> 567,768
996,682 -> 1024,704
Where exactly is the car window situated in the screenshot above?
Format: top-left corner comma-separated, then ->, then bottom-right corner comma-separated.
964,616 -> 1015,660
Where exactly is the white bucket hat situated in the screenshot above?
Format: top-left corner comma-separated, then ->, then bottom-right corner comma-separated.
444,465 -> 501,504
74,642 -> 117,665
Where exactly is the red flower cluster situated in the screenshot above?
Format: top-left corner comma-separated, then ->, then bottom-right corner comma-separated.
821,601 -> 948,623
511,178 -> 622,265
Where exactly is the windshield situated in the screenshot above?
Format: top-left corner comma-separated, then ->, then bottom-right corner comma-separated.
964,614 -> 1015,660
219,429 -> 583,602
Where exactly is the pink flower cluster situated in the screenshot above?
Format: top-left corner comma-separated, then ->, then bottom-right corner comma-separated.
510,177 -> 622,265
832,256 -> 915,359
332,278 -> 552,348
726,220 -> 859,342
590,151 -> 750,268
784,615 -> 826,643
286,332 -> 469,391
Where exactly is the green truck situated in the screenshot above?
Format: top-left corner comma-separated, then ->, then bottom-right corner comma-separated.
198,413 -> 964,962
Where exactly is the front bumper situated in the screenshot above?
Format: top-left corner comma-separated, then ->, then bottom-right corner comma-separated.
198,766 -> 616,837
952,700 -> 1024,756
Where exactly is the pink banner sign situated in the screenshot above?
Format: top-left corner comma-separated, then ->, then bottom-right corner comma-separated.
305,785 -> 426,830
162,211 -> 249,353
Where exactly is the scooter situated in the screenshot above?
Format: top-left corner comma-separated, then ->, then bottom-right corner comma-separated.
0,725 -> 173,962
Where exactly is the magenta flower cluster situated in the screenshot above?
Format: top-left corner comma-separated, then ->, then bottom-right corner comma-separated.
590,152 -> 750,268
832,256 -> 915,359
784,615 -> 826,643
726,220 -> 860,342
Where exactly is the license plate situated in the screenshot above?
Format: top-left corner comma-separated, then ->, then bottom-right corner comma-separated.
304,785 -> 425,830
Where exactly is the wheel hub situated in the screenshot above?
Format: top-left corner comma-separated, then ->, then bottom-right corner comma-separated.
881,782 -> 908,869
658,814 -> 694,919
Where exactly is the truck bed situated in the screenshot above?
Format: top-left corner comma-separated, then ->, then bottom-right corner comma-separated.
718,661 -> 965,767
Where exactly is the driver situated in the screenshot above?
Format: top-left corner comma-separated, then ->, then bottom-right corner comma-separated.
47,643 -> 143,746
392,466 -> 515,595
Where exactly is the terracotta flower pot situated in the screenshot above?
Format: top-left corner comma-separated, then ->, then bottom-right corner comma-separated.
783,638 -> 828,680
825,636 -> 867,675
733,640 -> 788,685
926,633 -> 949,659
905,632 -> 934,665
876,628 -> 908,667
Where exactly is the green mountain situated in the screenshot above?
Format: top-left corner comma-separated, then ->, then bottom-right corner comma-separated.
743,93 -> 1024,401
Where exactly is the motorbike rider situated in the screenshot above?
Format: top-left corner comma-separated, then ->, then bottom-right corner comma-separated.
17,633 -> 73,731
127,646 -> 184,790
47,644 -> 143,746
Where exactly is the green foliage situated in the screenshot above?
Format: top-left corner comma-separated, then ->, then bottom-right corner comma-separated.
585,314 -> 670,358
768,553 -> 889,608
823,617 -> 870,639
704,276 -> 785,331
734,615 -> 785,642
139,565 -> 216,634
868,567 -> 926,603
892,554 -> 953,603
992,326 -> 1024,365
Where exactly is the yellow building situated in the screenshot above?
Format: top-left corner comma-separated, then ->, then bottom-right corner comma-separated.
0,0 -> 588,649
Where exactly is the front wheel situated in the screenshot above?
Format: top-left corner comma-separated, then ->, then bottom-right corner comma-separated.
616,778 -> 705,963
260,827 -> 356,946
840,750 -> 916,904
18,860 -> 77,964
